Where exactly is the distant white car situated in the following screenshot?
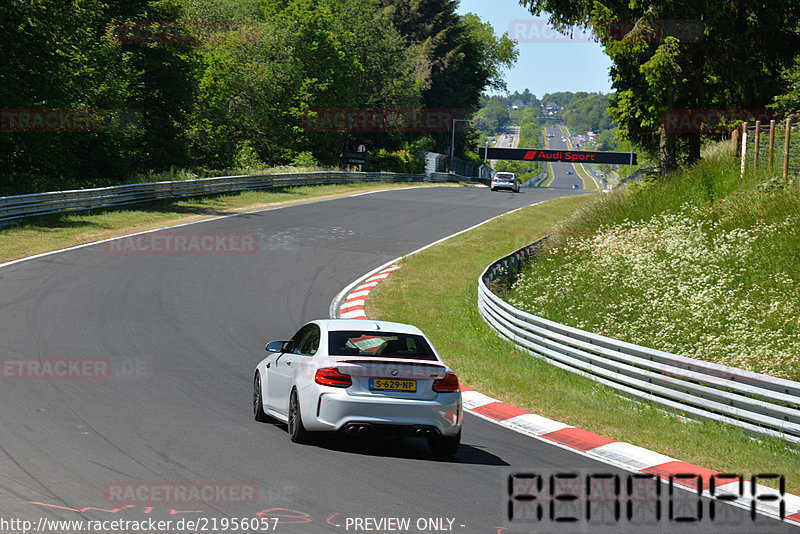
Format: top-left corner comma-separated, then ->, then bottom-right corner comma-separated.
491,172 -> 520,193
254,319 -> 462,456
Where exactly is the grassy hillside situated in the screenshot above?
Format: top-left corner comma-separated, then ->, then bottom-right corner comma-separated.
367,189 -> 799,492
506,143 -> 800,380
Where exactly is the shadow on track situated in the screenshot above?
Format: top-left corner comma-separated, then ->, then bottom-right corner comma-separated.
263,428 -> 509,466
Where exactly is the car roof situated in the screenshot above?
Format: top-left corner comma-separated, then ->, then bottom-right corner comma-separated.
312,318 -> 426,336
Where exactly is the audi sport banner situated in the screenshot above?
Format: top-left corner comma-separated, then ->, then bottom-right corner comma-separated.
479,147 -> 637,165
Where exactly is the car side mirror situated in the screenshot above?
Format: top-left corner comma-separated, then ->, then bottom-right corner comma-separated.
266,340 -> 287,353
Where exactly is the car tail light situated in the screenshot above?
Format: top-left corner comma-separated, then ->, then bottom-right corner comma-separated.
433,372 -> 459,393
315,367 -> 352,388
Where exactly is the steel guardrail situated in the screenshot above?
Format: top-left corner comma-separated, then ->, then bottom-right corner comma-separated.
0,171 -> 426,226
478,237 -> 800,444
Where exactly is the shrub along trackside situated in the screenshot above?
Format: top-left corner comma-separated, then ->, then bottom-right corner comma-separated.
366,172 -> 800,493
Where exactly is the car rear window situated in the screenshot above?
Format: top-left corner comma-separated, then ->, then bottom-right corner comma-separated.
328,331 -> 437,360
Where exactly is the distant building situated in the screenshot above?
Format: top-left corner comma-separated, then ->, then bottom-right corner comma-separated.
544,102 -> 559,113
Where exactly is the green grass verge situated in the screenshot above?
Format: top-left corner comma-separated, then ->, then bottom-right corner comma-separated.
508,144 -> 800,381
0,182 -> 445,264
365,193 -> 800,494
543,162 -> 555,187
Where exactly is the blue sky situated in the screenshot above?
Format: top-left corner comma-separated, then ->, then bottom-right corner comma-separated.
456,0 -> 613,98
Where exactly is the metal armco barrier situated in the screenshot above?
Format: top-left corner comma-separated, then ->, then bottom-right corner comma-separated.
0,171 -> 425,226
478,237 -> 800,444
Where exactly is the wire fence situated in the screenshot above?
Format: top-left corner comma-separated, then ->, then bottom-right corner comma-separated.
734,119 -> 800,180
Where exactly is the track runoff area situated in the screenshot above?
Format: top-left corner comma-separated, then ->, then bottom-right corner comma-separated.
479,146 -> 638,165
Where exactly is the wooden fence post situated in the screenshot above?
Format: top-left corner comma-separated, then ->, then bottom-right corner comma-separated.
732,128 -> 739,157
753,120 -> 761,171
740,122 -> 748,178
784,118 -> 791,181
768,120 -> 775,173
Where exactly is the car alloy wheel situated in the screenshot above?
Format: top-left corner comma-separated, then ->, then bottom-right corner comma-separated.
428,430 -> 461,458
253,373 -> 270,422
288,389 -> 311,443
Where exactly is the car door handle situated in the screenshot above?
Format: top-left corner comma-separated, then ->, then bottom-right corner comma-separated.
285,360 -> 292,365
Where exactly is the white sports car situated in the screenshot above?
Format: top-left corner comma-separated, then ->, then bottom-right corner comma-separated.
253,319 -> 462,456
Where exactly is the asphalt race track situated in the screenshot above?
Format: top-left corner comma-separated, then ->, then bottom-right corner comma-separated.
545,125 -> 585,190
0,186 -> 792,533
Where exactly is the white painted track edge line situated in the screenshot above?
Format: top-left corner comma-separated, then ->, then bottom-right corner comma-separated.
329,195 -> 800,527
0,185 -> 437,271
329,200 -> 546,319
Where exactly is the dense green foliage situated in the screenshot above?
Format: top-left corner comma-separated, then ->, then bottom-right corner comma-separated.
363,148 -> 424,174
0,0 -> 516,195
592,127 -> 619,151
482,89 -> 540,109
564,93 -> 614,133
473,97 -> 509,135
539,91 -> 584,110
772,54 -> 800,118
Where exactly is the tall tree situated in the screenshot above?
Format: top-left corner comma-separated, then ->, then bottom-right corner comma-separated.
564,93 -> 614,133
0,0 -> 142,189
772,55 -> 800,119
380,0 -> 517,155
521,0 -> 800,174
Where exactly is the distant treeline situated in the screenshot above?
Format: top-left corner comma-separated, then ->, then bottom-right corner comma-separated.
476,90 -> 614,136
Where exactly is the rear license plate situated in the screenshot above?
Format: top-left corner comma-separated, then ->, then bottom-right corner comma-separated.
370,378 -> 416,392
